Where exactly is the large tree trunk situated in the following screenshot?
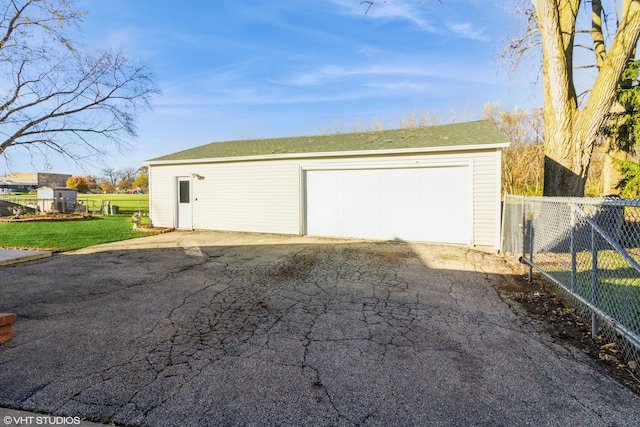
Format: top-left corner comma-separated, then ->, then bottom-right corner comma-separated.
543,155 -> 585,196
536,0 -> 581,196
537,0 -> 640,197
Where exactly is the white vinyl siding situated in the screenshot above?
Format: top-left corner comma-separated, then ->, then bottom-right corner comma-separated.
191,162 -> 300,234
471,151 -> 502,247
149,161 -> 300,234
149,147 -> 503,248
148,166 -> 175,228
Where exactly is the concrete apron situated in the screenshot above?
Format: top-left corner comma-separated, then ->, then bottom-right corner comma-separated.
0,249 -> 51,266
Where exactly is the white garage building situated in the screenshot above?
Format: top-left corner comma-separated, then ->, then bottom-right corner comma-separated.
147,121 -> 509,248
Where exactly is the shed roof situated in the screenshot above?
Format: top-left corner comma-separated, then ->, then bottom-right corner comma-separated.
148,120 -> 508,163
36,186 -> 78,192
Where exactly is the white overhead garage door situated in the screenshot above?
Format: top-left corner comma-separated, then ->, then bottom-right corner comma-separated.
305,166 -> 470,244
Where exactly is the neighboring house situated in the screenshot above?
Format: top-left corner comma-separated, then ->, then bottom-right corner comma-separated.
36,187 -> 78,213
0,172 -> 71,192
147,120 -> 510,249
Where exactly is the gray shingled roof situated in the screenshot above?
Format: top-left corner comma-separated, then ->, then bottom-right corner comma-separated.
148,120 -> 508,162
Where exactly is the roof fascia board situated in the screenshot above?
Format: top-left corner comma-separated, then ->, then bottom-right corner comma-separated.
147,142 -> 511,166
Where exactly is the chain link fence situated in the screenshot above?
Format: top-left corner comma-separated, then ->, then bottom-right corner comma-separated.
0,196 -> 146,216
502,195 -> 640,366
0,197 -> 87,216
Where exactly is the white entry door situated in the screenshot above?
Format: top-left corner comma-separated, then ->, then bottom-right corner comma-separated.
177,177 -> 192,229
305,166 -> 470,244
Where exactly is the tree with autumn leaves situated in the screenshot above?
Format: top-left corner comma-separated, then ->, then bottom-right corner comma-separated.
65,176 -> 92,192
66,166 -> 148,193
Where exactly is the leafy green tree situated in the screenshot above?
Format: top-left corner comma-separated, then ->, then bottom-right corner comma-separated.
612,158 -> 640,197
601,59 -> 640,195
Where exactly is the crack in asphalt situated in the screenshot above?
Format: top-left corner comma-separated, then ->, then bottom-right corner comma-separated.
96,244 -> 431,425
2,239 -> 640,426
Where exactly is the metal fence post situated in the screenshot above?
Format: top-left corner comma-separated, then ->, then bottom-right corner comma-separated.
591,227 -> 599,338
521,196 -> 526,260
527,201 -> 534,283
570,203 -> 577,294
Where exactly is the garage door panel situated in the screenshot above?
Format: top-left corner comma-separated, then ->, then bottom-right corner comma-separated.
305,167 -> 469,244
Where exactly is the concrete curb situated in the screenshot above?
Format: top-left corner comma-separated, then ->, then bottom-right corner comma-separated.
0,250 -> 52,266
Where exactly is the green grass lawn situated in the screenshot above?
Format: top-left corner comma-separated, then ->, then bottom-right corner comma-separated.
0,216 -> 148,251
540,251 -> 640,334
79,194 -> 149,214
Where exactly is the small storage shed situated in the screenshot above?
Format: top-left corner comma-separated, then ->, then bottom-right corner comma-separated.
37,187 -> 78,213
147,121 -> 509,248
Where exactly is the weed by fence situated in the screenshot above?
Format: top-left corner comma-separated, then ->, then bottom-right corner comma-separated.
502,195 -> 640,366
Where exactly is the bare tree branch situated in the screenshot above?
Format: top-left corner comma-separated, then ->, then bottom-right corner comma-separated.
500,5 -> 541,70
360,1 -> 375,15
0,0 -> 159,165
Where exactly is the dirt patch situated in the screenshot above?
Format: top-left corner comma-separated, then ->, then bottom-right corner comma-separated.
496,258 -> 640,396
134,225 -> 174,234
265,251 -> 319,281
341,243 -> 414,263
0,213 -> 91,222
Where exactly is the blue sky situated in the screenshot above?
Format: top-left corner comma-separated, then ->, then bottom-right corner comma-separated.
4,0 -> 541,176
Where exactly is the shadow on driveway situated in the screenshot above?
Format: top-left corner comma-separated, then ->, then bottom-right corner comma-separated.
0,231 -> 639,426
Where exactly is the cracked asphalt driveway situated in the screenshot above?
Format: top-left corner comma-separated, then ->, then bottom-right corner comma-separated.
1,231 -> 639,426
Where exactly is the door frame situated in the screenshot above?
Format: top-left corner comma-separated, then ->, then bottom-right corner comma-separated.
176,176 -> 193,230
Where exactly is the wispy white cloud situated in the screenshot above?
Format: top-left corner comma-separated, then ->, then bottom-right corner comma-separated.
326,0 -> 492,42
327,0 -> 438,32
446,22 -> 490,42
153,66 -> 494,112
361,80 -> 436,91
355,46 -> 380,58
153,87 -> 374,111
269,63 -> 449,87
362,2 -> 438,32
